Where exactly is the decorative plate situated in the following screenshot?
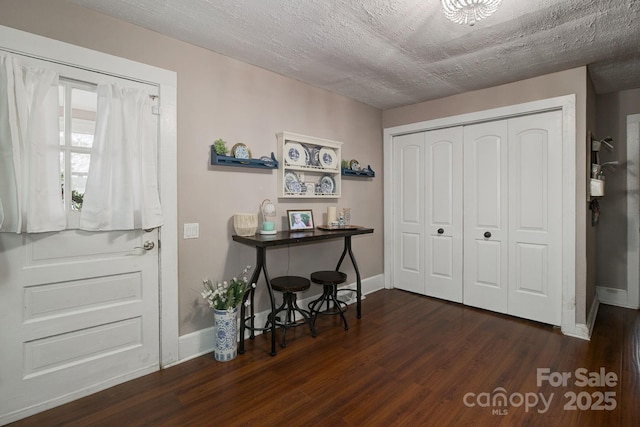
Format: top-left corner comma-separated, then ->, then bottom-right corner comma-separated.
319,147 -> 337,169
309,147 -> 321,167
349,159 -> 361,171
259,156 -> 277,168
302,145 -> 312,166
284,141 -> 306,166
284,171 -> 302,193
232,143 -> 251,159
319,174 -> 336,194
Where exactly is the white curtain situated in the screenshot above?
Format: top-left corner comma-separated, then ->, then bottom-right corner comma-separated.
79,83 -> 163,231
0,53 -> 66,233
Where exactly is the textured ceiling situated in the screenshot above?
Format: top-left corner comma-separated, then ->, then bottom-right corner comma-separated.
68,0 -> 640,109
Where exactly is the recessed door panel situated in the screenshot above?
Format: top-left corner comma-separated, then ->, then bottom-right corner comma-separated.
515,243 -> 547,295
431,236 -> 453,278
400,232 -> 421,273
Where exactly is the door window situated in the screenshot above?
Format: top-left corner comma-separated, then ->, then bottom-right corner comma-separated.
59,79 -> 97,223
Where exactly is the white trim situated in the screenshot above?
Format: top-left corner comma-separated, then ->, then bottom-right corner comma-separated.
596,286 -> 636,308
0,25 -> 179,365
562,293 -> 598,340
627,114 -> 640,310
383,95 -> 580,337
178,275 -> 385,361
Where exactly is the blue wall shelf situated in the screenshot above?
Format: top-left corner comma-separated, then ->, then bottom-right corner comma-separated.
210,149 -> 278,169
341,165 -> 375,177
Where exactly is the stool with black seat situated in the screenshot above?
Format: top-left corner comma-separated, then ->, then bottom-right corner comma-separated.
267,276 -> 317,348
308,270 -> 349,331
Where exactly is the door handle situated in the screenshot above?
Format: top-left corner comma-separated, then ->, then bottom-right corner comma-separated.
484,231 -> 492,239
133,240 -> 155,253
437,228 -> 444,234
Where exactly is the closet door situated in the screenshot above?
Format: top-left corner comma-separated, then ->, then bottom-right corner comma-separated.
507,111 -> 562,325
392,132 -> 425,294
463,120 -> 509,314
424,127 -> 463,302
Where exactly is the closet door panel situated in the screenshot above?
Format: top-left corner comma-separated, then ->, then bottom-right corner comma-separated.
463,120 -> 509,314
392,133 -> 425,294
508,111 -> 563,325
425,127 -> 463,302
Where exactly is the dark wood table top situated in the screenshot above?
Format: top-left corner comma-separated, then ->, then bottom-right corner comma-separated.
232,226 -> 374,248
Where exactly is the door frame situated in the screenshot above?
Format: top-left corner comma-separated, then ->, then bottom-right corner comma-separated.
383,95 -> 582,338
0,25 -> 179,366
627,114 -> 640,309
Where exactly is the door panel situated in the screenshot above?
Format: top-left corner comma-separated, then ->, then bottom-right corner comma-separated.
393,133 -> 425,294
508,111 -> 562,325
0,55 -> 160,422
1,228 -> 159,421
463,120 -> 509,313
425,127 -> 463,302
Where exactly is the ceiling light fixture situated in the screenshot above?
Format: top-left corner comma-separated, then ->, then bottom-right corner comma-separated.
441,0 -> 502,26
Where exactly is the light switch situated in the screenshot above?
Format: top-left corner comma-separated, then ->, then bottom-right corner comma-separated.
183,223 -> 199,239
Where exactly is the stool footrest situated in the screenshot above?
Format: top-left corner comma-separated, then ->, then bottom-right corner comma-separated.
265,278 -> 317,348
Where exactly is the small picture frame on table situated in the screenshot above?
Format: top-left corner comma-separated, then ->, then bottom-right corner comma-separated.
287,210 -> 314,231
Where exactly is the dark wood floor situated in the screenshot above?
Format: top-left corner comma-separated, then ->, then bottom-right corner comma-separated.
8,289 -> 640,426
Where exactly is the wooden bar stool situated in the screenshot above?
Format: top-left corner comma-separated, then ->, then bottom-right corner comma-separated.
267,276 -> 317,348
308,271 -> 349,330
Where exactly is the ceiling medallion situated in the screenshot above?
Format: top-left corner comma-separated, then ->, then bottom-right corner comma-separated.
441,0 -> 502,26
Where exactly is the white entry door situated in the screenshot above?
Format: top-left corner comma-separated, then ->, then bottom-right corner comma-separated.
0,56 -> 161,423
463,120 -> 509,314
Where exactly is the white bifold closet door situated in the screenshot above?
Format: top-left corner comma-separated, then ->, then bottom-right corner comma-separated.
393,110 -> 562,326
392,127 -> 463,302
463,111 -> 563,325
462,119 -> 509,313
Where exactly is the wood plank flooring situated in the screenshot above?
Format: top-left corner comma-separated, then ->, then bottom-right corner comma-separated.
8,289 -> 640,426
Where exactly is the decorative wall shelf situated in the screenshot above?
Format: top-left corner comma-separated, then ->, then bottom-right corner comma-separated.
277,131 -> 343,198
210,149 -> 278,169
342,165 -> 375,178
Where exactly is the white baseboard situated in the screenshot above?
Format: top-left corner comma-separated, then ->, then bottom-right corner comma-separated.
561,293 -> 599,341
178,274 -> 385,362
596,286 -> 637,309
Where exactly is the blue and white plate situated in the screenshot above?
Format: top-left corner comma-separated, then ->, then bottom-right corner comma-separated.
319,174 -> 336,194
284,141 -> 306,166
319,147 -> 337,169
309,147 -> 321,167
285,171 -> 302,193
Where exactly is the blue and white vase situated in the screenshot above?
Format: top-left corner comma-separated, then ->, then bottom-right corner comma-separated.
213,307 -> 238,361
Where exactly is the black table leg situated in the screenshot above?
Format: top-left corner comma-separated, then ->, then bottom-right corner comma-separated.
335,236 -> 362,318
239,246 -> 277,356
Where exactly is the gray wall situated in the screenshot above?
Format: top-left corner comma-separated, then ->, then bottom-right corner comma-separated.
595,88 -> 640,291
0,0 -> 384,336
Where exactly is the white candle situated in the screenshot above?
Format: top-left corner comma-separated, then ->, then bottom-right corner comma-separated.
327,207 -> 337,224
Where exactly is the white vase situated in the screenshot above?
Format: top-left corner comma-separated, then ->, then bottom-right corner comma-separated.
213,307 -> 238,361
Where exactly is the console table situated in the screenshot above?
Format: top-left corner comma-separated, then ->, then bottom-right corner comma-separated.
232,226 -> 374,356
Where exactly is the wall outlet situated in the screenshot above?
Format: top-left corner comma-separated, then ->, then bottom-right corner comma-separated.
183,223 -> 199,239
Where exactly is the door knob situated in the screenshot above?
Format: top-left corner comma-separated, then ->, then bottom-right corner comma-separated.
437,228 -> 444,234
143,240 -> 155,250
484,231 -> 492,239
